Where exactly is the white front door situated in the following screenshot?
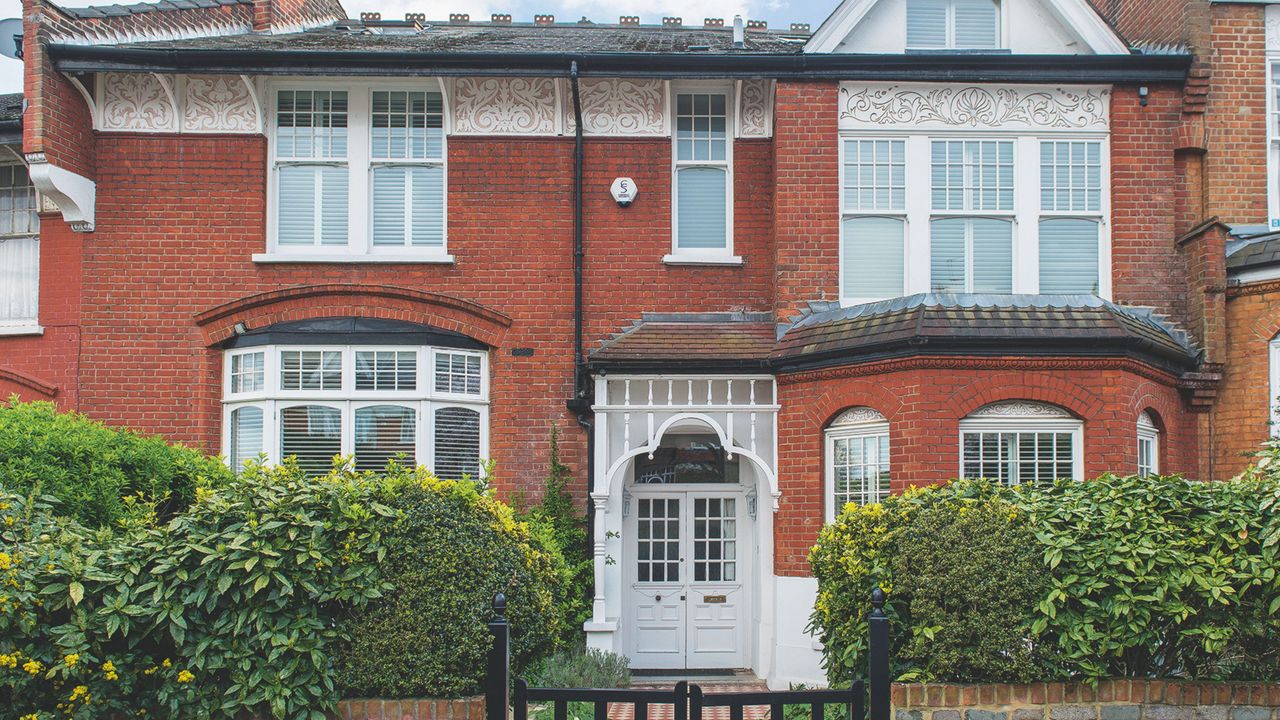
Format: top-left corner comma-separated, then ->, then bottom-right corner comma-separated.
628,492 -> 749,670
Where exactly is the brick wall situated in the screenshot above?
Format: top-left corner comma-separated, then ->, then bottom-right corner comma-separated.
1205,3 -> 1269,226
1099,0 -> 1199,47
331,696 -> 484,720
772,361 -> 1193,575
893,680 -> 1280,720
1212,281 -> 1280,478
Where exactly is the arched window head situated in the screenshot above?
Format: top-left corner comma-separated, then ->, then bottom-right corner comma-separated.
825,407 -> 891,520
960,401 -> 1082,485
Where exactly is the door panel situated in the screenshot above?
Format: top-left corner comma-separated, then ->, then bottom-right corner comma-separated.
686,495 -> 745,668
630,496 -> 686,669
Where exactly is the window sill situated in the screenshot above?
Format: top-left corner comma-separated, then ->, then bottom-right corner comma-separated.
662,254 -> 744,267
252,253 -> 456,265
0,324 -> 44,337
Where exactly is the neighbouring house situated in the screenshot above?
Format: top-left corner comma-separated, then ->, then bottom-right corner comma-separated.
4,0 -> 1272,688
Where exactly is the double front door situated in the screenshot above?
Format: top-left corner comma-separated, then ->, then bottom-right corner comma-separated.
627,491 -> 749,670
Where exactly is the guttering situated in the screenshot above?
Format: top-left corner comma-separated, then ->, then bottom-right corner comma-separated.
47,45 -> 1193,83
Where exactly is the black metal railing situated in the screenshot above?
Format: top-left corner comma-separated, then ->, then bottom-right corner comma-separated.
487,589 -> 891,720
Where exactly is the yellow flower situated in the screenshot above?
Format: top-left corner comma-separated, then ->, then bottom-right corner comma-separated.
103,661 -> 118,681
64,653 -> 79,668
69,685 -> 89,701
22,659 -> 42,675
4,516 -> 13,526
176,669 -> 194,684
161,658 -> 171,669
143,666 -> 158,676
0,552 -> 12,570
19,714 -> 38,720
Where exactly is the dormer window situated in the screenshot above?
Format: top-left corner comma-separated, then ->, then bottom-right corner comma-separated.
907,0 -> 1000,50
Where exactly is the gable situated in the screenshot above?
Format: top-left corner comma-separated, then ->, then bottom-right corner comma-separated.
806,0 -> 1130,55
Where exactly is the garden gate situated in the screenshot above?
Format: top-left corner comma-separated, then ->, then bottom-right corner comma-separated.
485,590 -> 891,720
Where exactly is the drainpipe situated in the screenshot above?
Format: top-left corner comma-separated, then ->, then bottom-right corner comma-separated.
565,60 -> 597,561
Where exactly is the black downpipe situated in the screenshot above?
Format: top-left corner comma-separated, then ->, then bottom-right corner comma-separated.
566,61 -> 597,551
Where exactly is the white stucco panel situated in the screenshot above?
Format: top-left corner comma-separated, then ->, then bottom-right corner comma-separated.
838,82 -> 1111,133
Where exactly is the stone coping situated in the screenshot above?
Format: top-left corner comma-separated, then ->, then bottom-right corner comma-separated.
893,681 -> 1280,709
334,696 -> 486,720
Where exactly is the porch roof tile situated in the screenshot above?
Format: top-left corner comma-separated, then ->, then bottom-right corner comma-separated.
589,313 -> 777,371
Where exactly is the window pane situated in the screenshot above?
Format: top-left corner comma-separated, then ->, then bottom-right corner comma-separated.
230,406 -> 264,472
931,140 -> 1014,212
434,406 -> 481,481
231,351 -> 265,393
930,218 -> 967,291
0,236 -> 38,324
1040,140 -> 1102,212
843,217 -> 905,299
831,431 -> 891,510
0,164 -> 39,237
961,429 -> 1074,486
953,0 -> 999,48
280,405 -> 342,476
434,352 -> 482,395
276,90 -> 348,159
372,166 -> 444,247
1039,218 -> 1099,294
371,91 -> 444,161
676,166 -> 728,250
281,350 -> 342,391
356,351 -> 417,391
844,139 -> 906,212
278,165 -> 348,246
971,218 -> 1013,293
675,92 -> 728,162
354,405 -> 416,472
907,0 -> 948,48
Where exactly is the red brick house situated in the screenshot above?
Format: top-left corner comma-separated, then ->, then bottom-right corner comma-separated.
0,0 -> 1228,685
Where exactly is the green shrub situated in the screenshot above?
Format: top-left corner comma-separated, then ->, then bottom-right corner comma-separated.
333,472 -> 560,698
0,398 -> 231,527
525,646 -> 630,720
0,459 -> 401,720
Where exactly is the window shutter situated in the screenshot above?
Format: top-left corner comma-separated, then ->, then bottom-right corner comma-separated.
230,406 -> 264,472
0,236 -> 38,324
278,166 -> 348,246
411,166 -> 445,246
843,217 -> 905,299
907,0 -> 949,48
280,405 -> 342,477
354,405 -> 416,472
372,166 -> 444,248
371,167 -> 406,246
971,218 -> 1013,293
930,218 -> 967,291
434,406 -> 481,481
953,0 -> 999,48
1039,218 -> 1099,294
319,166 -> 348,246
676,167 -> 728,250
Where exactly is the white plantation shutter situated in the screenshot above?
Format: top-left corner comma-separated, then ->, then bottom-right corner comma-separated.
230,406 -> 264,472
907,0 -> 948,48
971,218 -> 1013,293
843,217 -> 905,299
280,405 -> 342,476
1039,219 -> 1099,294
372,166 -> 444,247
677,167 -> 728,250
277,166 -> 348,246
434,406 -> 481,480
931,219 -> 966,291
0,236 -> 38,325
354,405 -> 416,472
954,0 -> 999,48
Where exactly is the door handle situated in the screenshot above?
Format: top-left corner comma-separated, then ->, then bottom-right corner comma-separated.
680,595 -> 686,601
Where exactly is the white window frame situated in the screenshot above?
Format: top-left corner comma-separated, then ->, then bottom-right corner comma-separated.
667,81 -> 740,265
0,161 -> 42,336
221,343 -> 488,477
260,79 -> 453,264
906,0 -> 1003,51
839,138 -> 909,305
958,407 -> 1084,483
1270,336 -> 1280,437
837,131 -> 1111,305
1268,59 -> 1280,230
824,411 -> 891,522
1137,411 -> 1159,477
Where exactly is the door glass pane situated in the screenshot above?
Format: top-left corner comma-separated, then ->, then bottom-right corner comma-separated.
637,498 -> 681,584
693,497 -> 736,583
634,433 -> 740,484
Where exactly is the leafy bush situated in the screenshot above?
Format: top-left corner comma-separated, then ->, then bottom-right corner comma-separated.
0,460 -> 401,720
333,472 -> 560,698
810,467 -> 1280,685
0,398 -> 231,527
518,426 -> 593,647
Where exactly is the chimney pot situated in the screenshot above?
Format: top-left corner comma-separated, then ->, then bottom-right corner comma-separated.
619,15 -> 639,25
491,13 -> 511,23
449,13 -> 469,22
534,14 -> 555,25
359,11 -> 381,22
746,19 -> 767,29
789,22 -> 810,34
662,16 -> 682,27
703,17 -> 723,27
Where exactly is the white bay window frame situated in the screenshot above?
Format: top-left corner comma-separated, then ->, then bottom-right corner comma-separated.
824,410 -> 892,522
667,82 -> 739,265
837,130 -> 1111,305
0,161 -> 41,336
958,408 -> 1084,484
221,344 -> 487,478
1268,59 -> 1280,230
260,79 -> 452,264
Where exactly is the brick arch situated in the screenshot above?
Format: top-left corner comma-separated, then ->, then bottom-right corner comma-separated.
946,371 -> 1105,420
1130,383 -> 1178,432
1247,296 -> 1280,342
193,284 -> 515,348
795,377 -> 906,429
0,367 -> 58,402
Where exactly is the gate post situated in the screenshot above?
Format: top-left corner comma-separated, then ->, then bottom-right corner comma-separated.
868,588 -> 890,720
487,592 -> 510,720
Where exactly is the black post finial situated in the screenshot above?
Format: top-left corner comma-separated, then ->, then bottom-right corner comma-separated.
492,592 -> 507,618
871,586 -> 886,611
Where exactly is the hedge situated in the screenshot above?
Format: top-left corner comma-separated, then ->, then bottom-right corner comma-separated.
0,399 -> 231,528
810,460 -> 1280,685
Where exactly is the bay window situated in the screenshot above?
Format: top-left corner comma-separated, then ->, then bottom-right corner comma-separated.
838,134 -> 1109,304
670,86 -> 736,263
223,344 -> 487,479
959,401 -> 1082,485
0,163 -> 39,333
267,83 -> 448,262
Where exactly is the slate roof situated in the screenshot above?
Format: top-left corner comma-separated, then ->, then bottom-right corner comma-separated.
106,20 -> 807,54
1226,232 -> 1280,273
0,94 -> 21,124
589,296 -> 1199,375
590,313 -> 778,371
58,0 -> 249,18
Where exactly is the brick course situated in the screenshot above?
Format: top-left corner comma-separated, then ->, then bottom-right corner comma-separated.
893,681 -> 1280,720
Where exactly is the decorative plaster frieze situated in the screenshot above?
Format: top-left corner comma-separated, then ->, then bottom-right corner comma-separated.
830,406 -> 886,426
737,79 -> 773,138
969,401 -> 1072,418
838,83 -> 1110,132
1268,5 -> 1280,53
183,76 -> 260,133
449,77 -> 560,135
568,79 -> 666,136
100,73 -> 177,132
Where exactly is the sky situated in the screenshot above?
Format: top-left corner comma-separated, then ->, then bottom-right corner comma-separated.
0,0 -> 836,95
